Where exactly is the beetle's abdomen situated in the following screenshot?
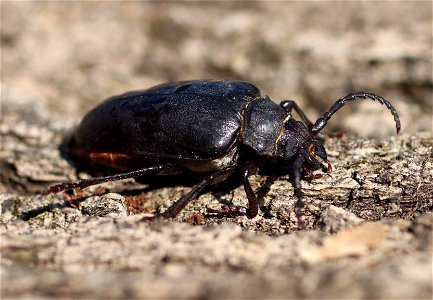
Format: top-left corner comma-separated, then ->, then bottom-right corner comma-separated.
64,80 -> 261,163
242,98 -> 287,156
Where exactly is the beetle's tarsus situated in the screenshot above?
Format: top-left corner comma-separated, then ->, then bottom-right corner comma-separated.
304,170 -> 323,181
206,205 -> 249,218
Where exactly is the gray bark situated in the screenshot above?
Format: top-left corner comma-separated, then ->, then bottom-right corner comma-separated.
1,105 -> 432,299
1,2 -> 432,299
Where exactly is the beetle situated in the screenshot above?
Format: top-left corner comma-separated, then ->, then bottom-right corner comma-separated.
42,80 -> 401,223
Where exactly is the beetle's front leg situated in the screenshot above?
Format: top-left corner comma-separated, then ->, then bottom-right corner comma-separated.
206,163 -> 259,219
291,150 -> 307,229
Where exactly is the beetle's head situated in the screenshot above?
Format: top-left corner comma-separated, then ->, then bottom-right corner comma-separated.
282,119 -> 331,173
280,92 -> 401,175
303,92 -> 401,173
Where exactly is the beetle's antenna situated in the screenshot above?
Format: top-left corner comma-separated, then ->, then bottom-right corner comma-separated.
310,92 -> 401,134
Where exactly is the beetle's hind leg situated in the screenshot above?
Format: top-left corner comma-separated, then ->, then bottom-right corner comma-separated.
206,164 -> 259,219
40,165 -> 174,195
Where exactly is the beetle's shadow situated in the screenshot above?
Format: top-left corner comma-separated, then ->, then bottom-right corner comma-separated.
19,201 -> 72,221
131,171 -> 244,198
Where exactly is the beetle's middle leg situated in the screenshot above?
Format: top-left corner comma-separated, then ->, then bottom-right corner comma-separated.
206,163 -> 259,219
160,167 -> 237,218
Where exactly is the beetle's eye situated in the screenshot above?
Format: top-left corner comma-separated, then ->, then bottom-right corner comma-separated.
308,144 -> 316,155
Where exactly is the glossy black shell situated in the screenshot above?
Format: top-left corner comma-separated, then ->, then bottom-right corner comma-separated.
65,80 -> 271,163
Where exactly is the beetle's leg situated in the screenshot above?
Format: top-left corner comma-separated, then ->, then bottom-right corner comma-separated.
40,165 -> 173,195
279,100 -> 314,128
291,150 -> 307,229
206,164 -> 259,219
303,169 -> 323,181
161,167 -> 237,218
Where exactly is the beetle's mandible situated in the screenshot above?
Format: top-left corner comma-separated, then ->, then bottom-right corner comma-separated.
42,80 -> 401,224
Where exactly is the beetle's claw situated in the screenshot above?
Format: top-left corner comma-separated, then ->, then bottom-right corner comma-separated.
206,205 -> 248,218
304,170 -> 323,182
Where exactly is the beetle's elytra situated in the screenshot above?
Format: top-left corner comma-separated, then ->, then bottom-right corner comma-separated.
43,80 -> 401,224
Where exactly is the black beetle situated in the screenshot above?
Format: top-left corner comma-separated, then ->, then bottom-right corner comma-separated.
43,80 -> 401,223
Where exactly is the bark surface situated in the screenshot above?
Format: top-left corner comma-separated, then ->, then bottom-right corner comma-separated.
1,2 -> 432,299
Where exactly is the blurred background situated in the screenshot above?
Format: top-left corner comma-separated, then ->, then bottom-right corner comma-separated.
2,1 -> 432,136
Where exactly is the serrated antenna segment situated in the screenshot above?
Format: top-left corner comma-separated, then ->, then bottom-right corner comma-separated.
310,92 -> 401,134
